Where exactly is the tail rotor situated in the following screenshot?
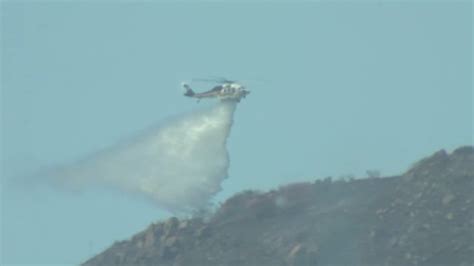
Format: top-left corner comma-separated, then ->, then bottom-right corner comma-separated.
181,82 -> 195,97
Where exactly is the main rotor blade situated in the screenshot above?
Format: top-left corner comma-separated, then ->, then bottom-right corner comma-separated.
192,77 -> 237,84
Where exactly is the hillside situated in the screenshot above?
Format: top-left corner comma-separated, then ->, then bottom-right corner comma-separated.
82,146 -> 474,266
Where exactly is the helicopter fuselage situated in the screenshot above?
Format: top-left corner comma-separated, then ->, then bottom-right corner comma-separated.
183,82 -> 250,102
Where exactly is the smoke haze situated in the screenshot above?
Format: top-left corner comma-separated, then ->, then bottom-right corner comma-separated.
52,101 -> 237,213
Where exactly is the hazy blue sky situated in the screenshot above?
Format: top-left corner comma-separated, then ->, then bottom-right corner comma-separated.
1,2 -> 472,265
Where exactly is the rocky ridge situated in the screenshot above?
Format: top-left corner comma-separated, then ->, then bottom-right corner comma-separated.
83,146 -> 474,266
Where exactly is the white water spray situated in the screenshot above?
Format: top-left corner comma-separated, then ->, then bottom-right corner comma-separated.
53,101 -> 238,213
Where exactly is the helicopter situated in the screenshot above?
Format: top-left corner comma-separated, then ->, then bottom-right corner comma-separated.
182,78 -> 250,102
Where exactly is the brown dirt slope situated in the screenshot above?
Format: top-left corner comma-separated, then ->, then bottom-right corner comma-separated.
82,146 -> 474,266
